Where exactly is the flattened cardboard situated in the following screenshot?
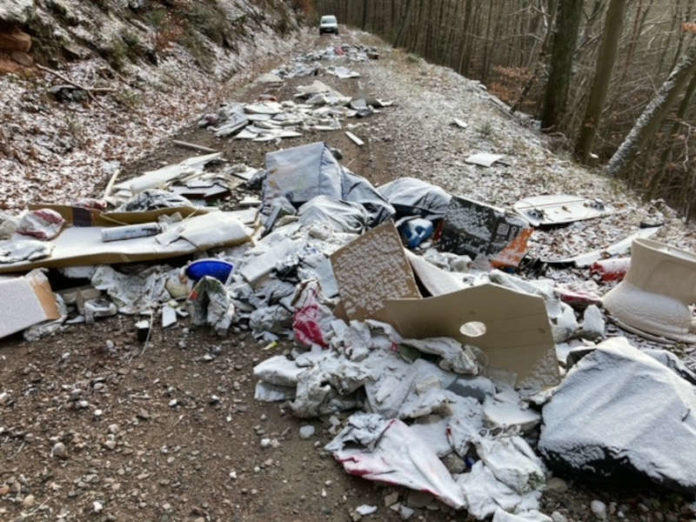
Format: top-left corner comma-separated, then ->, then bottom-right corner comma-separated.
330,221 -> 421,321
384,283 -> 560,389
0,271 -> 60,339
0,213 -> 251,273
439,196 -> 532,268
29,203 -> 210,227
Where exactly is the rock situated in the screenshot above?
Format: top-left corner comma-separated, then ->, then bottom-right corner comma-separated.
544,477 -> 568,493
356,504 -> 377,516
93,501 -> 103,513
22,494 -> 35,508
0,1 -> 35,25
384,492 -> 399,506
0,28 -> 31,52
299,425 -> 315,439
551,512 -> 568,522
52,441 -> 68,459
104,439 -> 116,450
591,500 -> 607,520
442,452 -> 467,474
540,337 -> 696,491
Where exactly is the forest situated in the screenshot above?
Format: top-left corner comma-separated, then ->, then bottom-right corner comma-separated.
315,0 -> 696,217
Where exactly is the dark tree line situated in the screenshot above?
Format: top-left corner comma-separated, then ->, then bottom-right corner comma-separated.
315,0 -> 696,218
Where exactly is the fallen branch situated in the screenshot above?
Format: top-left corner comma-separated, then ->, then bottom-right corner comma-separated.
36,64 -> 115,107
172,139 -> 218,154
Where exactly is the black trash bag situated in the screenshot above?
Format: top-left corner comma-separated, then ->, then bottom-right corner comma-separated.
377,177 -> 451,219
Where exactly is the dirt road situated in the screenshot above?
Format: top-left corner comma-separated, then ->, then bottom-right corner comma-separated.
1,28 -> 694,522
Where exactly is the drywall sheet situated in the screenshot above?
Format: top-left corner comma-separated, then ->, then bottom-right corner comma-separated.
0,270 -> 60,339
384,283 -> 560,389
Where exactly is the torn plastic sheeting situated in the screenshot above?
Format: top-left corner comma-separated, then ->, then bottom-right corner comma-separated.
188,276 -> 235,335
475,436 -> 546,495
340,169 -> 395,226
492,509 -> 552,522
253,354 -> 307,387
400,337 -> 480,375
113,153 -> 222,195
326,413 -> 466,509
249,305 -> 293,336
91,265 -> 171,314
438,196 -> 532,269
0,212 -> 251,273
0,239 -> 53,264
290,353 -> 368,418
254,381 -> 296,402
298,196 -> 369,235
116,189 -> 193,212
265,142 -> 343,206
364,356 -> 458,419
456,462 -> 542,519
292,280 -> 334,348
16,209 -> 65,240
482,396 -> 541,433
384,283 -> 560,390
377,177 -> 452,219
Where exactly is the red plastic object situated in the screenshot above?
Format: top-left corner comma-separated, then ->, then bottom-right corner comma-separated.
591,257 -> 631,282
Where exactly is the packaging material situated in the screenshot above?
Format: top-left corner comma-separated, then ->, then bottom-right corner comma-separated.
326,413 -> 466,509
513,195 -> 612,227
0,212 -> 18,239
0,270 -> 61,339
298,196 -> 369,234
377,177 -> 452,219
112,153 -> 222,196
0,239 -> 54,264
340,169 -> 395,226
116,189 -> 193,212
292,280 -> 334,348
101,223 -> 162,242
331,221 -> 421,321
540,337 -> 696,491
439,196 -> 532,268
0,212 -> 251,273
590,257 -> 631,281
188,276 -> 235,335
91,265 -> 171,314
384,283 -> 560,390
16,208 -> 66,240
265,142 -> 343,205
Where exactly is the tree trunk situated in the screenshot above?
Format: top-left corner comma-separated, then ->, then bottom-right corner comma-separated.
575,0 -> 627,162
608,45 -> 696,178
540,0 -> 584,130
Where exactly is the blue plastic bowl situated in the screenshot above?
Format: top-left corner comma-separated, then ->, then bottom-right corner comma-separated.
186,259 -> 235,283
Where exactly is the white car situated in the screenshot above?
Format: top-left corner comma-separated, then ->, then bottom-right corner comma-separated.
319,15 -> 338,35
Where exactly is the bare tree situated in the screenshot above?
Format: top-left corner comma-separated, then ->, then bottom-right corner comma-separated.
541,0 -> 584,130
608,42 -> 696,178
575,0 -> 627,162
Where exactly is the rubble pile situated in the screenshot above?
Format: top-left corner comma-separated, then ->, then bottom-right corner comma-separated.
1,41 -> 696,521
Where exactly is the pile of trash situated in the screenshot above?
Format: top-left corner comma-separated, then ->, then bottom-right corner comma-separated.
198,44 -> 389,143
2,44 -> 696,522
